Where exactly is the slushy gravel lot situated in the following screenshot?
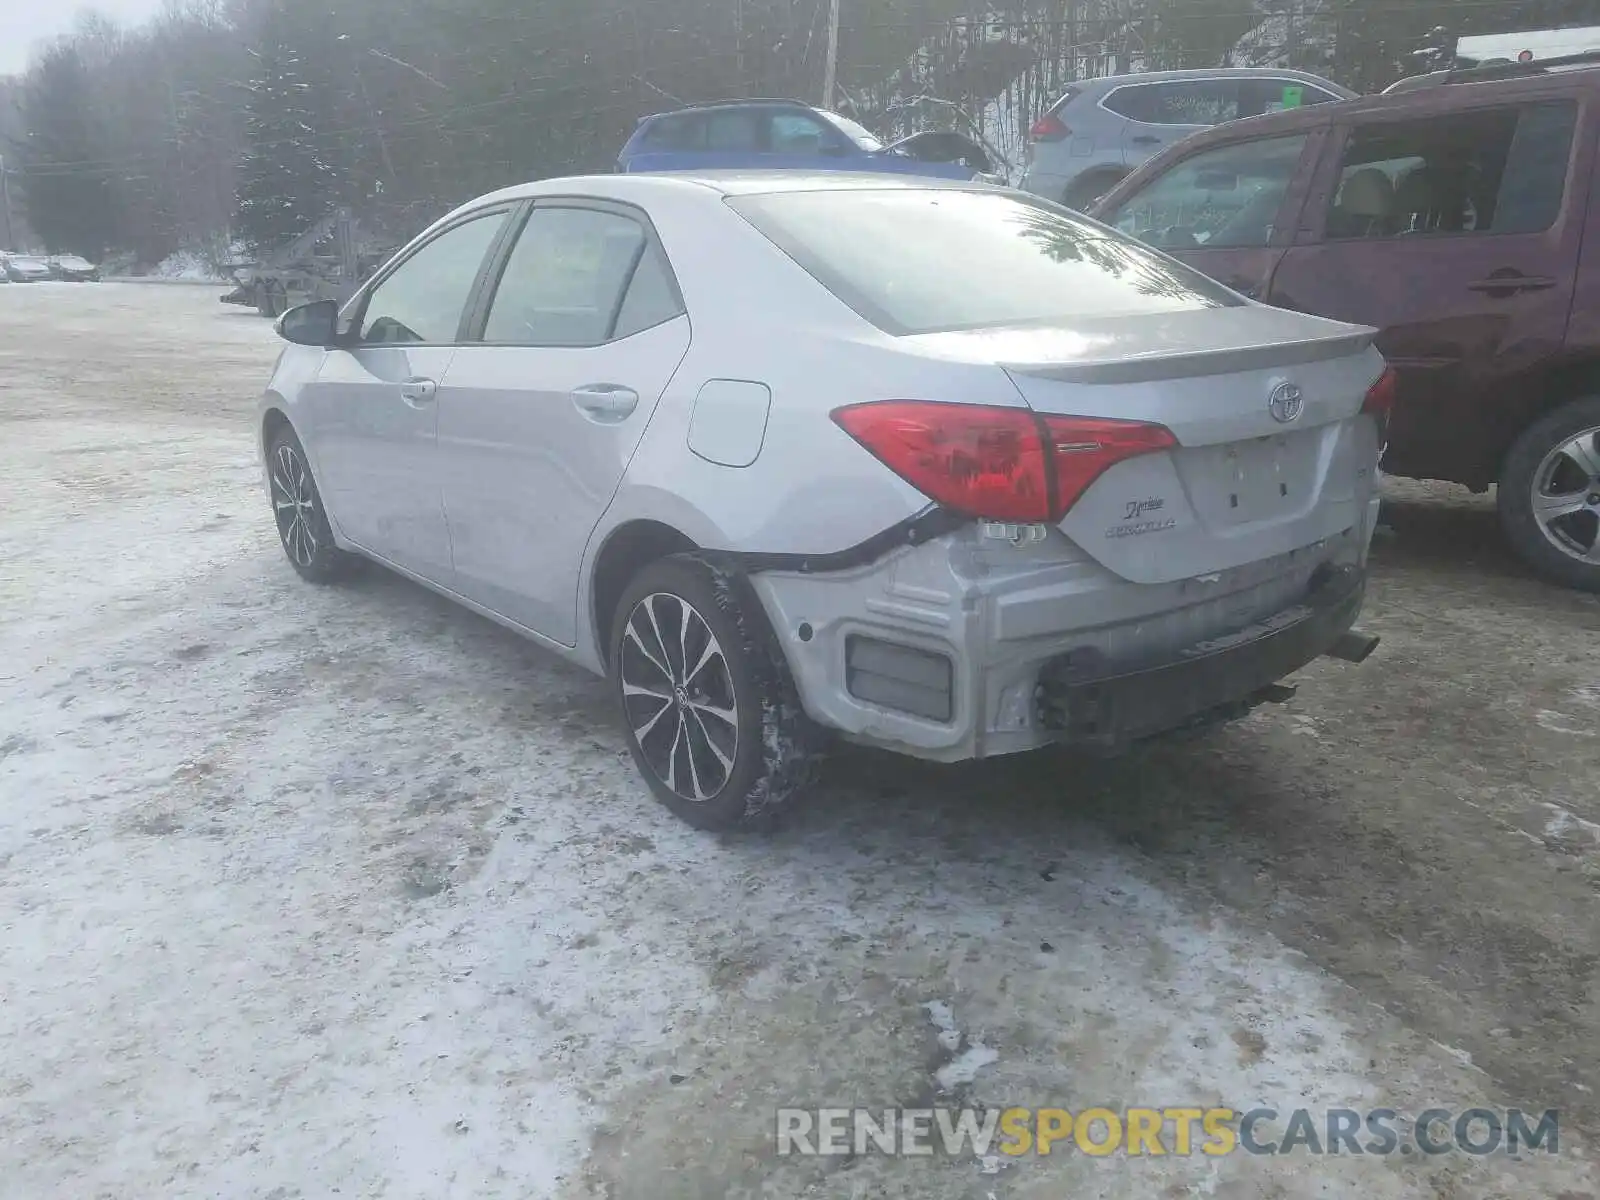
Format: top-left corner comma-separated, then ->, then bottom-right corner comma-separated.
3,283 -> 1600,1199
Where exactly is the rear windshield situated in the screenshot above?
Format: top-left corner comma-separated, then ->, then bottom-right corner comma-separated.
727,188 -> 1241,335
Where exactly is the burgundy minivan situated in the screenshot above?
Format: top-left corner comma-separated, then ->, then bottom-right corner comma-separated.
1094,58 -> 1600,591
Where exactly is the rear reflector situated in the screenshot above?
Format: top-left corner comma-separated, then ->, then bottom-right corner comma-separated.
846,635 -> 954,722
831,400 -> 1176,524
1030,112 -> 1072,142
1362,366 -> 1397,437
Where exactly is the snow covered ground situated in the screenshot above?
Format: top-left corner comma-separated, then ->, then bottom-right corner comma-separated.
2,285 -> 1598,1199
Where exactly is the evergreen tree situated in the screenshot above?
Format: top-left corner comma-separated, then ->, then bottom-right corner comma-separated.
15,44 -> 115,258
235,0 -> 344,250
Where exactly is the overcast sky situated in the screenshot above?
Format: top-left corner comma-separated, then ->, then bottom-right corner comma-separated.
2,0 -> 167,76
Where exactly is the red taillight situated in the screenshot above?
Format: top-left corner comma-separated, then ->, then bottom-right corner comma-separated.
1041,414 -> 1178,514
1029,112 -> 1072,142
1362,366 -> 1397,436
831,401 -> 1175,524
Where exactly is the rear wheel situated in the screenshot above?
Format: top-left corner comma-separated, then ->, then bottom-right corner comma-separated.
610,555 -> 818,831
1498,396 -> 1600,592
265,425 -> 356,584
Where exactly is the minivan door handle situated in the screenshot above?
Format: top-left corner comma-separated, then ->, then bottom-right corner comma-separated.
398,377 -> 437,406
1131,135 -> 1162,146
1467,271 -> 1557,297
571,384 -> 639,422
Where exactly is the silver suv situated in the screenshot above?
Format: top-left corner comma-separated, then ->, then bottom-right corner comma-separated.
1020,68 -> 1355,210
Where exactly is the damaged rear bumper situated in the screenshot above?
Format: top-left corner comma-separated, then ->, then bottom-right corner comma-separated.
1034,563 -> 1370,752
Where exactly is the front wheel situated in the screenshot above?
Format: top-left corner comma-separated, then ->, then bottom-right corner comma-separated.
1498,396 -> 1600,592
610,555 -> 819,831
265,426 -> 357,584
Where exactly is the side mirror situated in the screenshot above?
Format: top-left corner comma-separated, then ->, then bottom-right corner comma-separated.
275,298 -> 340,347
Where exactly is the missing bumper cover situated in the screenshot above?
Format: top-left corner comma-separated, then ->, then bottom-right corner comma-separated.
1035,565 -> 1366,749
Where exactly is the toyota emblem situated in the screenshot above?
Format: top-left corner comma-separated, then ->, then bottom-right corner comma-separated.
1268,382 -> 1304,424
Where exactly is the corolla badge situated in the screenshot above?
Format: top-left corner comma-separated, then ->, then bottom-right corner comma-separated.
1268,382 -> 1304,424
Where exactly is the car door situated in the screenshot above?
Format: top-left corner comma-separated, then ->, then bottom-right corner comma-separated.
296,206 -> 512,581
1268,97 -> 1589,485
435,200 -> 692,645
1098,127 -> 1324,300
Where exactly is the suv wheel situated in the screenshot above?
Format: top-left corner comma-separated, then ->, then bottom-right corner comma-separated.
1499,396 -> 1600,592
1063,170 -> 1125,212
610,555 -> 819,831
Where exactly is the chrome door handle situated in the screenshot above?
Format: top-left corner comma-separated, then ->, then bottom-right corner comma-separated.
571,384 -> 639,422
399,377 -> 437,406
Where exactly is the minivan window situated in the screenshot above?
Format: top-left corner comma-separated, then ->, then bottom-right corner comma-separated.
728,188 -> 1239,336
817,110 -> 883,151
359,211 -> 507,344
1325,101 -> 1577,240
1106,134 -> 1309,250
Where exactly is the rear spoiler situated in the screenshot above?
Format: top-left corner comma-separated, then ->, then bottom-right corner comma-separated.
1003,331 -> 1377,386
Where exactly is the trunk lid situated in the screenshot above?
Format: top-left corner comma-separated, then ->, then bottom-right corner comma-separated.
907,307 -> 1385,585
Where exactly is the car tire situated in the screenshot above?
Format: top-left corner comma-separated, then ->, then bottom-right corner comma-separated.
1062,171 -> 1125,212
1498,395 -> 1600,592
265,425 -> 357,584
610,554 -> 819,831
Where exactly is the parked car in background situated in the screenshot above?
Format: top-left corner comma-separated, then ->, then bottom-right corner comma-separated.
1021,68 -> 1355,210
47,254 -> 101,282
2,253 -> 53,283
257,170 -> 1385,831
1093,55 -> 1600,591
618,99 -> 1002,182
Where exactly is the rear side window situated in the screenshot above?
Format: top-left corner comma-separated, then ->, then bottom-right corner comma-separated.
1107,80 -> 1240,125
481,207 -> 677,347
706,111 -> 760,152
1241,78 -> 1343,116
727,188 -> 1239,336
1325,100 -> 1577,240
641,113 -> 704,151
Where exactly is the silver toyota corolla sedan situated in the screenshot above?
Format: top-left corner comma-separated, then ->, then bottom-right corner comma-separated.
258,171 -> 1389,830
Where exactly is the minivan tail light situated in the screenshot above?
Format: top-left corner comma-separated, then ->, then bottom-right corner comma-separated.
831,401 -> 1175,524
1362,366 -> 1397,436
1029,112 -> 1072,142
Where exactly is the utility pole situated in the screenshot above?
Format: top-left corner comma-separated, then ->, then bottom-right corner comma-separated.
822,0 -> 840,108
0,155 -> 13,250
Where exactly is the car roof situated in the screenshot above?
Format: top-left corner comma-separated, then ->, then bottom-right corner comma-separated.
1139,61 -> 1600,149
468,169 -> 986,209
1072,67 -> 1352,92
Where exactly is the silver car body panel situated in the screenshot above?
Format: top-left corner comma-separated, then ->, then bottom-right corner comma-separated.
1018,67 -> 1354,205
259,171 -> 1384,759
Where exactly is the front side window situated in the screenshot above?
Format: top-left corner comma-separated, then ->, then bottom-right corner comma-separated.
359,211 -> 507,344
1105,134 -> 1309,251
770,112 -> 833,155
481,207 -> 680,347
728,187 -> 1240,337
1325,101 -> 1578,240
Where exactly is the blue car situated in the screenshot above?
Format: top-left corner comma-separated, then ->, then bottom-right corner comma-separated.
617,99 -> 1001,182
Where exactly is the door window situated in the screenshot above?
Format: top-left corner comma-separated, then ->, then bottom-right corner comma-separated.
1107,80 -> 1240,125
481,207 -> 681,346
1242,78 -> 1343,116
358,211 -> 507,344
1324,101 -> 1577,240
1104,133 -> 1309,250
705,111 -> 760,152
770,111 -> 836,155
